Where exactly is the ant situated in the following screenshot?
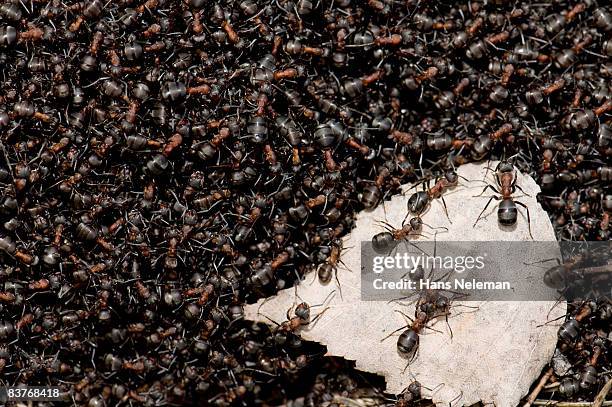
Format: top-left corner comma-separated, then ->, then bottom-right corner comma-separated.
316,239 -> 345,285
371,217 -> 447,255
259,289 -> 336,334
473,160 -> 533,239
413,288 -> 477,340
372,216 -> 424,255
527,244 -> 611,300
384,291 -> 476,369
380,247 -> 446,364
315,239 -> 352,299
382,236 -> 479,366
395,378 -> 456,407
406,169 -> 465,224
381,309 -> 443,367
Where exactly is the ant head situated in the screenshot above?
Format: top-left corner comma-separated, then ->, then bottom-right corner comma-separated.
407,381 -> 422,398
294,302 -> 310,321
410,265 -> 425,281
444,169 -> 458,183
419,301 -> 435,314
409,216 -> 423,230
497,160 -> 514,173
435,295 -> 450,310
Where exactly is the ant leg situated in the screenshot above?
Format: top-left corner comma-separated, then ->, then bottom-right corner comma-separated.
473,195 -> 500,228
401,213 -> 408,227
473,184 -> 499,197
286,307 -> 292,320
536,312 -> 567,328
310,265 -> 319,285
293,267 -> 304,285
381,324 -> 410,342
382,198 -> 388,221
483,156 -> 493,180
385,242 -> 400,258
307,291 -> 337,310
387,291 -> 419,305
423,324 -> 444,334
433,270 -> 452,282
374,220 -> 391,229
515,201 -> 533,240
447,291 -> 470,301
424,232 -> 439,280
260,313 -> 281,327
407,233 -> 435,240
307,306 -> 330,328
546,294 -> 567,321
394,309 -> 415,325
378,220 -> 396,233
440,195 -> 452,224
495,172 -> 503,188
287,288 -> 298,320
513,183 -> 531,197
406,347 -> 419,368
334,267 -> 343,300
456,303 -> 480,311
405,178 -> 425,194
337,257 -> 351,272
458,174 -> 472,183
523,257 -> 561,266
451,304 -> 480,316
257,296 -> 272,317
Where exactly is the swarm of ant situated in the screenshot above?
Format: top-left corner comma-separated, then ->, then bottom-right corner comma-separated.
0,0 -> 610,405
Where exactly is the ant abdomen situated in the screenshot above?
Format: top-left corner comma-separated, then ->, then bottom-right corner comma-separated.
558,319 -> 580,342
317,263 -> 334,284
397,328 -> 419,356
498,200 -> 518,225
408,191 -> 429,214
580,366 -> 598,389
372,231 -> 395,253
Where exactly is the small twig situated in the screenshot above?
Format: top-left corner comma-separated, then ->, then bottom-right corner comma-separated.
524,367 -> 554,407
533,401 -> 612,407
594,377 -> 612,407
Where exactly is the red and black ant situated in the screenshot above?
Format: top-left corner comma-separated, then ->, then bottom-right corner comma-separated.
258,289 -> 336,333
406,168 -> 466,224
473,160 -> 533,239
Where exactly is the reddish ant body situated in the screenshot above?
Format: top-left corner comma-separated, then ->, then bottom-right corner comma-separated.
473,160 -> 533,239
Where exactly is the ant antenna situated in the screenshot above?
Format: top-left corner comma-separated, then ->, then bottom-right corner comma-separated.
422,223 -> 449,232
449,390 -> 464,407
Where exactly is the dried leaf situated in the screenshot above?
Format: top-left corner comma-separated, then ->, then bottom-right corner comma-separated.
245,162 -> 565,407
